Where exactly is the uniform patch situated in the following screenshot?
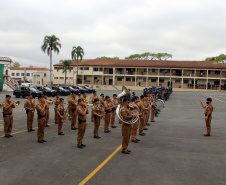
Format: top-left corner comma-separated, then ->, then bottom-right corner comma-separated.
122,109 -> 126,112
79,108 -> 81,111
38,105 -> 41,107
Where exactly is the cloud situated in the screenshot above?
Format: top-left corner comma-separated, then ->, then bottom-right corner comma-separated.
1,0 -> 226,67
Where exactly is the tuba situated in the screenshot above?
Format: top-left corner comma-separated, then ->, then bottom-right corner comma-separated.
116,86 -> 139,125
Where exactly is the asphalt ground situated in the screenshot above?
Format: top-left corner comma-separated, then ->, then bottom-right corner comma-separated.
0,90 -> 226,185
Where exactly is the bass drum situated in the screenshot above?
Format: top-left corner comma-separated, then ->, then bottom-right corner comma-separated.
155,99 -> 164,110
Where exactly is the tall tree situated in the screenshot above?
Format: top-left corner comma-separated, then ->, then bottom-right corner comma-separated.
71,46 -> 84,85
57,60 -> 72,85
125,52 -> 172,60
11,62 -> 21,67
41,35 -> 61,85
205,54 -> 226,63
96,56 -> 119,60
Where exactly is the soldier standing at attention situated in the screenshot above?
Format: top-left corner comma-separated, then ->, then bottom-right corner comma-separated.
67,93 -> 73,120
131,96 -> 141,143
70,92 -> 78,130
143,95 -> 151,131
100,93 -> 105,105
200,98 -> 214,136
24,93 -> 35,132
150,92 -> 156,122
138,95 -> 151,136
145,93 -> 151,126
36,96 -> 47,143
104,96 -> 114,133
92,98 -> 103,139
121,98 -> 137,154
91,90 -> 98,122
44,94 -> 51,127
110,94 -> 118,128
57,98 -> 65,135
54,94 -> 60,124
2,95 -> 15,138
77,99 -> 89,149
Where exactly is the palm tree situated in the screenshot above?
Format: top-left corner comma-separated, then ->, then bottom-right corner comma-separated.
57,60 -> 72,85
41,35 -> 61,85
71,46 -> 84,85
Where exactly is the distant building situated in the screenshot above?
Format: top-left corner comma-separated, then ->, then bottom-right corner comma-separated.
10,67 -> 52,86
53,59 -> 226,90
0,57 -> 17,91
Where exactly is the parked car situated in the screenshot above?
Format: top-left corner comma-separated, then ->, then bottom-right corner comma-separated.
33,86 -> 57,97
71,86 -> 87,94
62,86 -> 79,94
82,86 -> 95,93
48,86 -> 70,96
13,85 -> 43,98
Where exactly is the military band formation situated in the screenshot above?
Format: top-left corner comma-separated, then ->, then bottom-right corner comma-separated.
1,86 -> 213,154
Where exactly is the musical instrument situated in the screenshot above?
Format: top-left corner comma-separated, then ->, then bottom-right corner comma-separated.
155,99 -> 164,110
62,104 -> 69,123
46,99 -> 53,105
99,104 -> 106,120
11,100 -> 20,106
116,86 -> 139,125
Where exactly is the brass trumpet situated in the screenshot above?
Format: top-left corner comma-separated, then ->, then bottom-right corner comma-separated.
11,100 -> 20,106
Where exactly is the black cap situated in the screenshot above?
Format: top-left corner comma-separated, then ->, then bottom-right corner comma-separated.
60,98 -> 64,101
113,94 -> 117,96
207,97 -> 212,102
78,98 -> 84,103
93,90 -> 96,93
72,92 -> 76,95
100,93 -> 104,96
6,95 -> 11,98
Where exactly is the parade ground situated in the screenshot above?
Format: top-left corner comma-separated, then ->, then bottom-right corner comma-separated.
0,90 -> 226,185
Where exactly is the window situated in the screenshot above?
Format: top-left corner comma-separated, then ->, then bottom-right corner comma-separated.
126,78 -> 131,81
79,67 -> 83,70
94,68 -> 98,71
151,79 -> 156,82
117,77 -> 123,81
132,78 -> 135,81
144,68 -> 147,72
99,68 -> 103,71
84,76 -> 87,80
159,79 -> 164,83
94,77 -> 97,80
70,77 -> 73,79
143,78 -> 147,82
54,67 -> 59,70
160,69 -> 164,73
214,81 -> 220,85
84,67 -> 89,70
215,71 -> 220,74
21,73 -> 24,76
54,77 -> 58,79
16,73 -> 20,76
175,80 -> 181,83
44,73 -> 46,77
184,80 -> 189,84
152,69 -> 155,72
60,77 -> 64,79
11,73 -> 15,76
66,77 -> 68,79
26,73 -> 30,76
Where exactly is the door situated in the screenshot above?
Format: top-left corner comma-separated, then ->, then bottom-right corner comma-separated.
109,79 -> 113,85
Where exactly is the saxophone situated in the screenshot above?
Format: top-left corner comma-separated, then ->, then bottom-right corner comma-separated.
116,86 -> 139,125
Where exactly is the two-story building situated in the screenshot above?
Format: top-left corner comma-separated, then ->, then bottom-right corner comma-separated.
53,59 -> 226,90
10,67 -> 52,86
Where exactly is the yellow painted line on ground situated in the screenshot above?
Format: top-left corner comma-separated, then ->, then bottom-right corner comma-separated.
0,123 -> 55,138
78,144 -> 122,185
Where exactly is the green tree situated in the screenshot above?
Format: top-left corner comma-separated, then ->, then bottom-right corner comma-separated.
71,46 -> 84,85
41,35 -> 61,85
205,54 -> 226,63
11,62 -> 21,67
57,60 -> 72,85
125,52 -> 172,60
96,56 -> 119,60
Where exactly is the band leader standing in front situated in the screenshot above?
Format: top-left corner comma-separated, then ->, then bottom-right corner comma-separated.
200,98 -> 214,136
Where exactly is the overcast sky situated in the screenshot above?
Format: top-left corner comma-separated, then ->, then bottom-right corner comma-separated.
1,0 -> 226,67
